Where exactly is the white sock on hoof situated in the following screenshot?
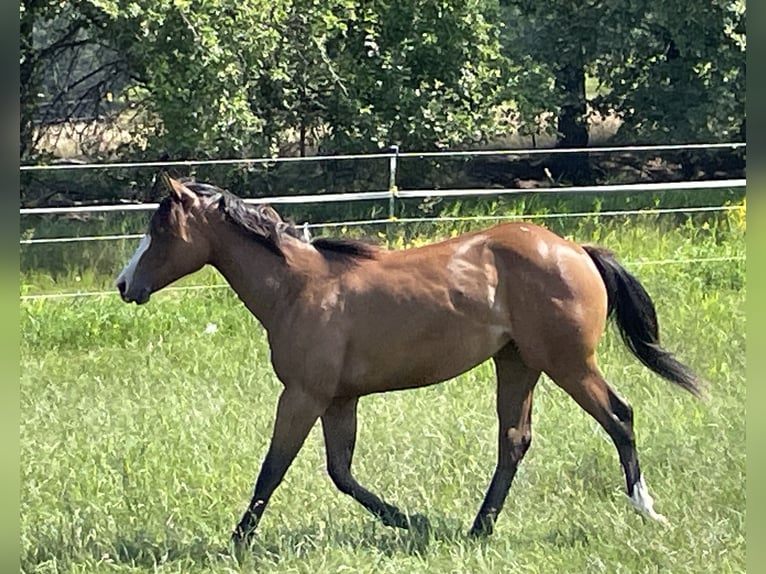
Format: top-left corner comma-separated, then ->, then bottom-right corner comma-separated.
628,475 -> 669,526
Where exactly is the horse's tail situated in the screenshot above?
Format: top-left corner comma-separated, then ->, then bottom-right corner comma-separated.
582,244 -> 703,398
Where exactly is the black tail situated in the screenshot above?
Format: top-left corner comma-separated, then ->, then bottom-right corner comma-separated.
583,245 -> 703,398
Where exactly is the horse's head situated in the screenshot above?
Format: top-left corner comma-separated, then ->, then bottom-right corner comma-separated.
116,174 -> 212,304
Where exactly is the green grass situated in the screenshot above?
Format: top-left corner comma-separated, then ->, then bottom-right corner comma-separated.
20,214 -> 745,573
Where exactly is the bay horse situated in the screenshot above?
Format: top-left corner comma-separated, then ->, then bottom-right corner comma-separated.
116,174 -> 701,545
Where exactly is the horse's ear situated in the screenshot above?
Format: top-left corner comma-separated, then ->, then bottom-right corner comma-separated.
159,172 -> 197,209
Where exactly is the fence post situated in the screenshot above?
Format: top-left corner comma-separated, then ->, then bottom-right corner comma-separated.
387,144 -> 399,246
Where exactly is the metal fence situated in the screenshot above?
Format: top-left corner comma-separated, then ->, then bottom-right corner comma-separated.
20,142 -> 746,300
20,141 -> 746,236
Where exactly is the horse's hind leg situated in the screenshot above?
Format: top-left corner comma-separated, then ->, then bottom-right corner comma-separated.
549,360 -> 668,524
470,344 -> 540,537
321,397 -> 412,529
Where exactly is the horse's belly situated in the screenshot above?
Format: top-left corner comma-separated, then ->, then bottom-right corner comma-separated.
341,325 -> 511,395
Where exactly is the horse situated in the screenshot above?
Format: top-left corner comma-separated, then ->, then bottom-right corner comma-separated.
116,173 -> 701,545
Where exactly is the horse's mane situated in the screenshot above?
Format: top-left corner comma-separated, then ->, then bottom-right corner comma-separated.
179,179 -> 378,261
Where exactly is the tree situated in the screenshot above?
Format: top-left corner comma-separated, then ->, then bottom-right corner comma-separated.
592,0 -> 745,145
499,0 -> 746,179
24,0 -> 512,161
20,1 -> 129,162
319,0 -> 512,152
22,0 -> 744,170
500,0 -> 608,180
76,0 -> 288,159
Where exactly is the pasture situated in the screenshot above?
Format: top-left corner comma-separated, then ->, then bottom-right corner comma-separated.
20,211 -> 745,573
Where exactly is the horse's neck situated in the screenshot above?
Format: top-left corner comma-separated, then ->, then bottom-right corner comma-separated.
207,226 -> 303,330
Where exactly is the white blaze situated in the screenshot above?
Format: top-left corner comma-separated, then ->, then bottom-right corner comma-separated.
116,234 -> 152,291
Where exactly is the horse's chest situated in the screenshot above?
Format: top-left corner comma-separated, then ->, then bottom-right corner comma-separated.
266,322 -> 348,392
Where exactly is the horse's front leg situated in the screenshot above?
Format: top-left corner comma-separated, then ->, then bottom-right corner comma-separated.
321,397 -> 412,529
232,386 -> 326,546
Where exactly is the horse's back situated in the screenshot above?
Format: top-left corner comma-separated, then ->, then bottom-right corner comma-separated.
344,222 -> 606,383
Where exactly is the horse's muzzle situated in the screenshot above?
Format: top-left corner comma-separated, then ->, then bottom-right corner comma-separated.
117,279 -> 151,304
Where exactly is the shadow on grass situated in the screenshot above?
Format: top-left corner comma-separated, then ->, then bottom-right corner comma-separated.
23,510 -> 599,571
238,512 -> 469,566
23,513 -> 463,571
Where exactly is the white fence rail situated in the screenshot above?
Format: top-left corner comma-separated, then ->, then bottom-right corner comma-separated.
20,204 -> 743,245
19,179 -> 746,217
20,143 -> 746,258
19,142 -> 745,171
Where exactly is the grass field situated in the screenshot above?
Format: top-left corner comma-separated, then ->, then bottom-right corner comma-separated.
20,211 -> 745,573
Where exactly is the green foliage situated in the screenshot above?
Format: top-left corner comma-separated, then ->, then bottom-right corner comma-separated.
83,0 -> 283,157
58,0 -> 510,160
20,0 -> 746,193
591,0 -> 746,143
500,0 -> 746,144
319,0 -> 510,151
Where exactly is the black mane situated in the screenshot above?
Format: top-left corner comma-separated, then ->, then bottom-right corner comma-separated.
312,237 -> 379,260
179,179 -> 378,261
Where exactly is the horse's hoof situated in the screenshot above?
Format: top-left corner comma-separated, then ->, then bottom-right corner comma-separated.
231,527 -> 253,548
468,519 -> 494,538
407,513 -> 432,535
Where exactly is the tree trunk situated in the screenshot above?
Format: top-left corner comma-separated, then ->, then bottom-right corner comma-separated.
20,0 -> 37,161
553,60 -> 591,183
